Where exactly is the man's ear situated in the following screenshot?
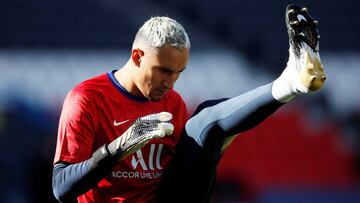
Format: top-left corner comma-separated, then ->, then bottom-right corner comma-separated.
131,48 -> 144,67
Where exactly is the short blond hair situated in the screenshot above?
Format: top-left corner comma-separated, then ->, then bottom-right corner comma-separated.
133,16 -> 190,51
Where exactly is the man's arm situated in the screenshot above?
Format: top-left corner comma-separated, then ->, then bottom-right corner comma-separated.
52,112 -> 174,202
52,145 -> 118,203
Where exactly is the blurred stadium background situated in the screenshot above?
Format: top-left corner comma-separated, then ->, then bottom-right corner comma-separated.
1,0 -> 360,202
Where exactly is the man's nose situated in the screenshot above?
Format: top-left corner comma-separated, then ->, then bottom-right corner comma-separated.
163,73 -> 179,89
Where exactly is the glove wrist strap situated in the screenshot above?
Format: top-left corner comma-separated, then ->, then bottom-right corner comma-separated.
89,144 -> 123,170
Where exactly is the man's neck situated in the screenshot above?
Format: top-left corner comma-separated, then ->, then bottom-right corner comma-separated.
114,63 -> 143,97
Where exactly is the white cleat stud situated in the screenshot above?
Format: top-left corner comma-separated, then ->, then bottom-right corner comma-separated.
314,20 -> 318,25
291,21 -> 299,25
302,7 -> 308,12
299,32 -> 305,37
289,9 -> 295,14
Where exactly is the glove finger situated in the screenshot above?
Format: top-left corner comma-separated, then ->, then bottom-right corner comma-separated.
123,140 -> 149,159
148,129 -> 166,139
142,112 -> 173,122
158,122 -> 174,135
157,112 -> 173,122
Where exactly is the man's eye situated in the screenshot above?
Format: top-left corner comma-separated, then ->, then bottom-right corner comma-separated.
160,69 -> 172,74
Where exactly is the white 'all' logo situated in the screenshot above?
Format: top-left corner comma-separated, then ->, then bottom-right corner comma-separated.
131,144 -> 163,170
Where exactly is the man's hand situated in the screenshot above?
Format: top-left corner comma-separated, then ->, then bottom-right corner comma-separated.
54,112 -> 174,201
108,112 -> 174,160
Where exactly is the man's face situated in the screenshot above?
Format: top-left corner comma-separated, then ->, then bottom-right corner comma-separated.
136,45 -> 189,102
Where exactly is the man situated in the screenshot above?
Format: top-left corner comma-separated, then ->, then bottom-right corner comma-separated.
52,17 -> 190,202
52,4 -> 326,203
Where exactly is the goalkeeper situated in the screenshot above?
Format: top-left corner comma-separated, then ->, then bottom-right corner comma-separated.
52,4 -> 326,203
52,16 -> 190,203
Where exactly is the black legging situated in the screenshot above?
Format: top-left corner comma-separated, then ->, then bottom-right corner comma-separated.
158,83 -> 284,203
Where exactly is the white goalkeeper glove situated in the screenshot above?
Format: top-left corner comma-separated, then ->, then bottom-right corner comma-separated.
107,112 -> 174,160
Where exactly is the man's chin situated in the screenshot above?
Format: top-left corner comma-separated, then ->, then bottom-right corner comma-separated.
149,93 -> 166,102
